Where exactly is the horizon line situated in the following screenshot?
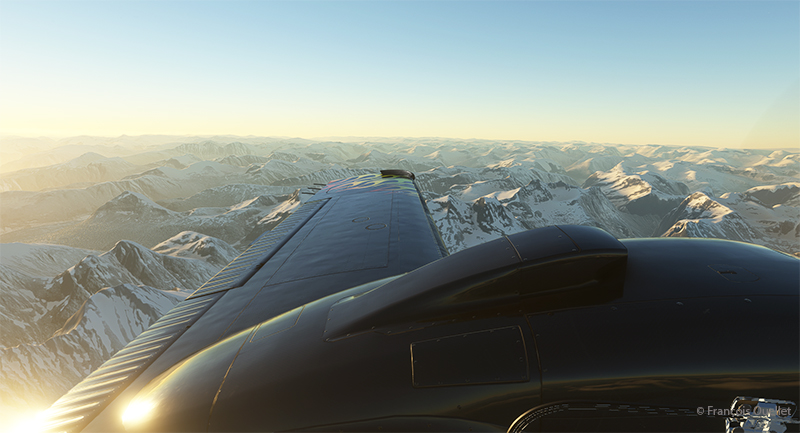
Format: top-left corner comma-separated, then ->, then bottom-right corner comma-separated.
2,133 -> 798,152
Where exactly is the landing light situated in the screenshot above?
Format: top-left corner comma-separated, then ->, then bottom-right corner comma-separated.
121,400 -> 156,428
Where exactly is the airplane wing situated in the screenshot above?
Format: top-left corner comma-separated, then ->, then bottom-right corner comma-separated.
34,169 -> 799,433
36,170 -> 448,433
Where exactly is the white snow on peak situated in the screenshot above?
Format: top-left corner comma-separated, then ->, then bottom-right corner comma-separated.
483,187 -> 522,202
683,192 -> 732,220
151,231 -> 240,265
227,195 -> 274,212
745,181 -> 800,195
0,283 -> 184,424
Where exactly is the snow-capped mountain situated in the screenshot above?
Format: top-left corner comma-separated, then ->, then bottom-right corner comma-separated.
718,183 -> 799,252
236,187 -> 315,247
0,155 -> 344,239
3,136 -> 797,257
657,192 -> 764,244
653,183 -> 799,253
428,177 -> 663,252
0,231 -> 240,428
123,160 -> 246,183
1,237 -> 224,349
151,231 -> 241,267
0,135 -> 798,432
583,163 -> 690,216
4,136 -> 797,262
741,182 -> 800,208
427,194 -> 528,252
0,284 -> 184,425
415,163 -> 575,198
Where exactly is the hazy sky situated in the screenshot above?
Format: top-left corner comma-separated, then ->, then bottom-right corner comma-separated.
0,0 -> 798,148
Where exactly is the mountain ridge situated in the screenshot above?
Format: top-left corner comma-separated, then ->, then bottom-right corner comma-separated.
0,137 -> 797,431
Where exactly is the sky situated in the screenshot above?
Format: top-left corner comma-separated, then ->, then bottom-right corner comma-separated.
0,0 -> 798,148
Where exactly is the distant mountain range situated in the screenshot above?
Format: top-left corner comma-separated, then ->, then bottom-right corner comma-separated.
0,135 -> 797,430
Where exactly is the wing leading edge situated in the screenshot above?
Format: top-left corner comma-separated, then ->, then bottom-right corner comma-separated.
36,170 -> 448,433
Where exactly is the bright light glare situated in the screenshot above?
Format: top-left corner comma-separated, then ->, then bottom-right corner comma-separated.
7,411 -> 45,433
121,400 -> 155,427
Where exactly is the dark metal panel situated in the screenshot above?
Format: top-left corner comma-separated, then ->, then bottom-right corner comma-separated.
387,187 -> 449,268
528,296 -> 799,409
555,224 -> 627,253
140,284 -> 265,371
218,189 -> 450,340
266,192 -> 393,284
217,267 -> 411,340
107,275 -> 542,432
708,264 -> 760,282
506,226 -> 578,262
312,170 -> 448,264
294,415 -> 504,432
505,225 -> 627,264
619,238 -> 799,301
323,236 -> 520,339
324,225 -> 629,340
379,169 -> 415,179
205,298 -> 541,432
250,305 -> 303,342
411,326 -> 529,387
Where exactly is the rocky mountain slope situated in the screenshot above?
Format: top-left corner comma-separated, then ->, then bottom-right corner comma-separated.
657,192 -> 764,243
0,230 -> 238,429
0,283 -> 184,424
4,138 -> 797,251
656,182 -> 800,253
0,233 -> 228,349
0,136 -> 797,431
582,163 -> 690,216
